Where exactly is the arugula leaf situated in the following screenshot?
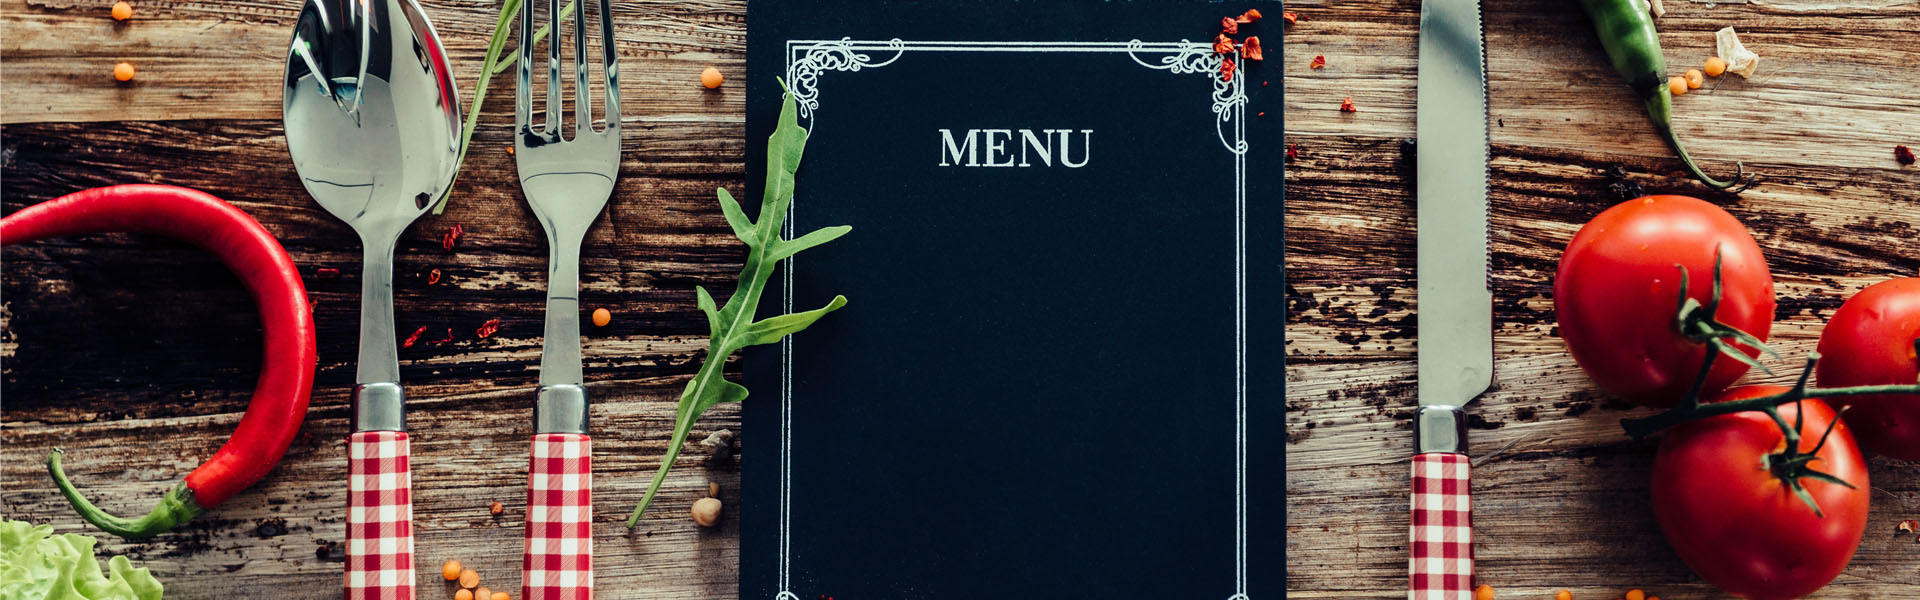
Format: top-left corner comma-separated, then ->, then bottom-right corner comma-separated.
626,83 -> 849,526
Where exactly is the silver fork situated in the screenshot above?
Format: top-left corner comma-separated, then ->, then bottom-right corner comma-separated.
513,0 -> 617,595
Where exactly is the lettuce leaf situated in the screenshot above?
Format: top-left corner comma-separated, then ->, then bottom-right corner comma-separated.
1,520 -> 164,600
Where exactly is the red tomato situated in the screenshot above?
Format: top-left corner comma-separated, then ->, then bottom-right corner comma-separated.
1652,386 -> 1869,600
1556,195 -> 1775,406
1816,277 -> 1920,461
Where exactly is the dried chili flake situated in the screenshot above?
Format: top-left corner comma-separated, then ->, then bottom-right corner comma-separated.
1241,36 -> 1263,61
401,325 -> 428,348
1257,111 -> 1266,117
442,224 -> 464,252
1897,144 -> 1916,166
506,146 -> 516,156
316,267 -> 341,279
1899,519 -> 1919,533
435,328 -> 454,345
1340,97 -> 1357,112
476,318 -> 501,339
1214,34 -> 1236,55
1310,55 -> 1326,70
427,268 -> 442,285
1286,144 -> 1299,160
1220,56 -> 1237,82
1221,16 -> 1238,34
1282,11 -> 1300,24
1237,9 -> 1263,23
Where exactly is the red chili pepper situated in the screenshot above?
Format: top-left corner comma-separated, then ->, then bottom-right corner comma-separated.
476,318 -> 501,338
1221,16 -> 1238,34
402,325 -> 427,349
1241,36 -> 1263,61
3,185 -> 316,539
442,224 -> 463,252
427,268 -> 442,285
1221,56 -> 1237,82
1310,55 -> 1326,70
1897,144 -> 1915,166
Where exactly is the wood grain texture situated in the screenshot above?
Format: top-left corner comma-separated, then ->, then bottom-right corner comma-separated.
1284,0 -> 1919,598
1,0 -> 748,597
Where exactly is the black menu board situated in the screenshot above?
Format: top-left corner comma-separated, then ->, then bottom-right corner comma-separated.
741,2 -> 1284,597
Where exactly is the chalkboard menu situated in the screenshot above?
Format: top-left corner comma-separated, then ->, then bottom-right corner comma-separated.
741,2 -> 1284,597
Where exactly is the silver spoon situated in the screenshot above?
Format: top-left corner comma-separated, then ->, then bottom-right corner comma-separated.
282,0 -> 459,594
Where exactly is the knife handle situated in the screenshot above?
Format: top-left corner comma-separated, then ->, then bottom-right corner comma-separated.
346,431 -> 414,600
1409,452 -> 1472,600
525,433 -> 592,600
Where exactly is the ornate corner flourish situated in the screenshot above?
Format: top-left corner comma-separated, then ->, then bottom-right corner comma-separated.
1127,40 -> 1248,155
787,38 -> 907,126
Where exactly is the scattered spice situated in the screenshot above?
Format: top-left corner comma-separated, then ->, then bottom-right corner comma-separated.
475,588 -> 491,600
1286,144 -> 1298,160
1714,27 -> 1760,78
316,267 -> 341,279
1474,584 -> 1494,600
1221,16 -> 1238,34
441,560 -> 463,581
1236,9 -> 1262,23
1896,145 -> 1915,166
1625,590 -> 1645,600
458,568 -> 479,589
110,1 -> 132,20
1257,112 -> 1265,117
690,496 -> 722,527
475,318 -> 501,339
1555,592 -> 1572,600
1340,97 -> 1357,112
1703,56 -> 1728,77
489,500 -> 503,516
1282,11 -> 1300,24
113,62 -> 135,82
401,325 -> 427,348
442,224 -> 464,252
701,66 -> 724,89
435,328 -> 454,345
1667,76 -> 1688,96
506,146 -> 515,156
427,268 -> 442,285
1898,519 -> 1918,533
491,593 -> 510,600
1310,55 -> 1326,70
1241,36 -> 1263,61
1213,34 -> 1236,55
1684,69 -> 1704,89
1220,56 -> 1237,82
456,590 -> 474,600
591,307 -> 612,327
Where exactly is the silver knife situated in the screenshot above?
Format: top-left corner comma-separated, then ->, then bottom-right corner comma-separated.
1412,0 -> 1493,598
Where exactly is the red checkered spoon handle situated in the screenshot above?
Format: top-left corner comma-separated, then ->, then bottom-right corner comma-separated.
346,431 -> 415,600
525,433 -> 592,600
1409,452 -> 1472,600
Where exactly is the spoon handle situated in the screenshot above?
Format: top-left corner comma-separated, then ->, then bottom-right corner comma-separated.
346,430 -> 415,600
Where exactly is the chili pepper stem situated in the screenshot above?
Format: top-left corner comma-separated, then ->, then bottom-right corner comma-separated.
47,449 -> 205,539
1646,92 -> 1755,192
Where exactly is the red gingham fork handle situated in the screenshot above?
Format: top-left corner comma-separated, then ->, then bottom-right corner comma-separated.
525,433 -> 592,600
1410,452 -> 1472,600
346,431 -> 415,600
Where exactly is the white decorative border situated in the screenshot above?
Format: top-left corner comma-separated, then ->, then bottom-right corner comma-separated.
778,38 -> 1250,600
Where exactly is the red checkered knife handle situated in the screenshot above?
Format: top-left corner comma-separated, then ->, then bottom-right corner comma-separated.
346,431 -> 415,600
525,433 -> 592,600
1409,452 -> 1472,600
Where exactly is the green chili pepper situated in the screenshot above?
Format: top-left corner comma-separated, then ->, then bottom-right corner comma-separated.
1578,0 -> 1754,191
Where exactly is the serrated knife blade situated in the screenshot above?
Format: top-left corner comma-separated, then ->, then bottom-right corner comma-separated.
1410,0 -> 1491,598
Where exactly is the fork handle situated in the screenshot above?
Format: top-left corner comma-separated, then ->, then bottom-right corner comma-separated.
538,224 -> 586,386
346,431 -> 414,600
525,433 -> 592,600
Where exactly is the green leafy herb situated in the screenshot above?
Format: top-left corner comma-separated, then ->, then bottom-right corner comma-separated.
626,83 -> 849,527
436,0 -> 577,214
0,520 -> 164,600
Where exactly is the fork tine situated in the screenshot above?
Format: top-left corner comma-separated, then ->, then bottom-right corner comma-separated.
513,0 -> 532,133
597,0 -> 618,133
572,0 -> 589,136
544,0 -> 562,133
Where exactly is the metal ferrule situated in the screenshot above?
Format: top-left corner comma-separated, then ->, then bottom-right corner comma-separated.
1415,404 -> 1468,455
351,382 -> 406,432
535,384 -> 590,434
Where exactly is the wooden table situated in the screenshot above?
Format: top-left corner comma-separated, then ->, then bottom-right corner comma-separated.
3,0 -> 1917,598
1283,0 -> 1919,598
2,0 -> 747,597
